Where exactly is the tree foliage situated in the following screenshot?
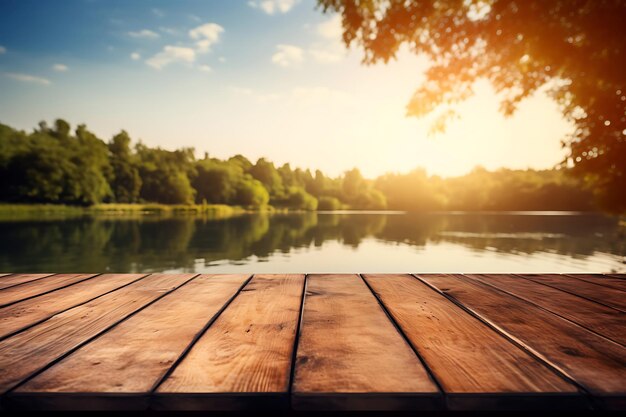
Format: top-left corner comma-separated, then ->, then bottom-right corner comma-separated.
377,166 -> 594,211
0,119 -> 601,212
136,144 -> 196,204
109,131 -> 141,203
0,120 -> 112,205
317,0 -> 626,212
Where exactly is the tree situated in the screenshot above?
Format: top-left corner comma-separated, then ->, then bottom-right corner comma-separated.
354,188 -> 387,210
249,158 -> 284,199
72,124 -> 113,205
0,120 -> 112,205
48,119 -> 71,140
318,0 -> 626,212
281,186 -> 319,210
341,168 -> 388,209
0,119 -> 599,211
235,176 -> 270,207
307,169 -> 328,197
342,168 -> 366,200
376,168 -> 445,211
318,196 -> 342,210
228,154 -> 253,172
192,158 -> 242,204
109,131 -> 141,203
136,144 -> 196,204
1,131 -> 70,203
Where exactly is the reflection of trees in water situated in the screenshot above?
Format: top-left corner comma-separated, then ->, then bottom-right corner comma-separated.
378,213 -> 625,258
196,213 -> 388,265
109,219 -> 197,272
0,219 -> 197,273
0,213 -> 622,273
0,220 -> 115,272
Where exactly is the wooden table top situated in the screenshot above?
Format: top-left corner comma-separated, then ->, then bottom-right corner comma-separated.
0,272 -> 624,411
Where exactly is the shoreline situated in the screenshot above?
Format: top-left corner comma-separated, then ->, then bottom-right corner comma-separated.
0,203 -> 251,220
0,203 -> 617,220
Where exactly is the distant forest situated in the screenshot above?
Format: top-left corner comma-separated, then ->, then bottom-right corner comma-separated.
0,119 -> 600,211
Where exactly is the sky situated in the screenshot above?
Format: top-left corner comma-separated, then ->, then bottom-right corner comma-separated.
0,0 -> 574,178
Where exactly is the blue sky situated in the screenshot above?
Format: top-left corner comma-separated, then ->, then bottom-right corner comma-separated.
0,0 -> 573,177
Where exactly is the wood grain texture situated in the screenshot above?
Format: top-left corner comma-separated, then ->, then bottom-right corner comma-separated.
0,274 -> 54,291
11,274 -> 250,410
605,274 -> 626,280
417,274 -> 626,407
518,274 -> 626,312
466,274 -> 626,346
155,274 -> 304,410
0,272 -> 624,412
364,274 -> 579,410
292,274 -> 440,410
0,274 -> 147,340
0,274 -> 97,307
565,274 -> 626,292
0,273 -> 195,394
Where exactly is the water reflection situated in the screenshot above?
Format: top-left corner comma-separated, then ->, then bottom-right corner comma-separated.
0,212 -> 623,273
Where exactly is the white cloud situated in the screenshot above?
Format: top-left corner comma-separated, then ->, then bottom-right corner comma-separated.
130,52 -> 141,60
142,22 -> 223,70
0,46 -> 6,54
52,63 -> 68,72
128,29 -> 160,39
146,46 -> 196,69
317,15 -> 342,39
189,23 -> 224,53
5,72 -> 50,85
272,44 -> 304,67
248,0 -> 299,15
306,15 -> 345,64
218,56 -> 226,63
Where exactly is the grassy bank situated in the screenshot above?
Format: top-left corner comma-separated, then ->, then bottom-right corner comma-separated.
0,203 -> 248,220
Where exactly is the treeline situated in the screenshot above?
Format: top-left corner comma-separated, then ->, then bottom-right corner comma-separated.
376,167 -> 595,212
0,119 -> 599,211
0,119 -> 384,210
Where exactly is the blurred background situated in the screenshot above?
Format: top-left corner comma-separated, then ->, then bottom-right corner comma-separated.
0,0 -> 624,273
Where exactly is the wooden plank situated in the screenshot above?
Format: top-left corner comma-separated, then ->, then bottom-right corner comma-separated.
466,274 -> 626,346
0,273 -> 195,395
0,274 -> 147,340
565,274 -> 626,292
0,274 -> 54,290
363,274 -> 580,410
155,274 -> 304,410
518,274 -> 626,312
417,274 -> 626,409
605,274 -> 626,280
292,274 -> 440,411
10,274 -> 250,410
0,274 -> 97,307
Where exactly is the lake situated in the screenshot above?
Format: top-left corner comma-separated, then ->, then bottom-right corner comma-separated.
0,212 -> 623,274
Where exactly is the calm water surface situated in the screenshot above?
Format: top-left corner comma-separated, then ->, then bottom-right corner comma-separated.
0,212 -> 624,273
